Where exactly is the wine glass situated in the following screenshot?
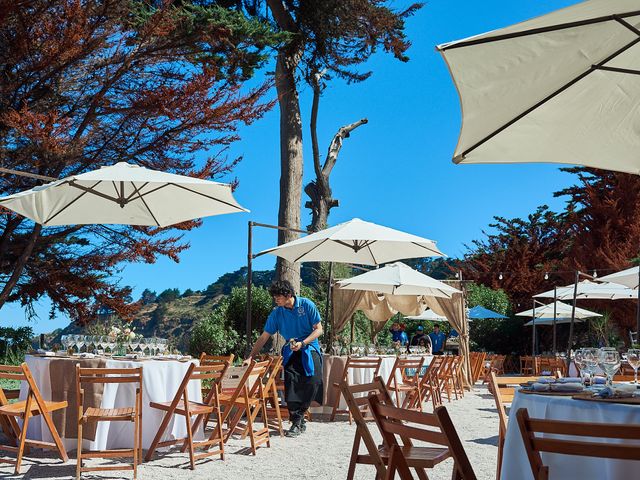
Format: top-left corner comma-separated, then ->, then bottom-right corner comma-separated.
581,348 -> 600,385
626,349 -> 640,384
61,335 -> 70,353
332,341 -> 341,356
76,335 -> 86,354
158,338 -> 167,355
574,348 -> 587,385
598,349 -> 621,386
129,337 -> 140,355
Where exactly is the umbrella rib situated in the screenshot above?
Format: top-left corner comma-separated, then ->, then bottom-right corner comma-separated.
594,65 -> 640,76
131,182 -> 160,227
44,181 -> 102,224
409,241 -> 443,257
124,182 -> 150,202
126,183 -> 170,200
334,239 -> 359,251
293,238 -> 329,263
439,10 -> 640,50
169,183 -> 245,211
67,180 -> 121,204
365,242 -> 379,265
457,34 -> 640,161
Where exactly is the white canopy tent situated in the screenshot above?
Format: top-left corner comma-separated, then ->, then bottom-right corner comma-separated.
437,0 -> 640,174
600,266 -> 640,289
534,280 -> 636,300
405,309 -> 448,322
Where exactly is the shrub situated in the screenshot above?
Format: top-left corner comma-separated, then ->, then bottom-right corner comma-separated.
188,311 -> 240,357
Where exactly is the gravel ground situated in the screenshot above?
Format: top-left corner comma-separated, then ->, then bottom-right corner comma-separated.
0,385 -> 500,479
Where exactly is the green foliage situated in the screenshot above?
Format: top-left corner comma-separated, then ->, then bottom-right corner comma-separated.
157,288 -> 181,303
225,286 -> 273,335
0,326 -> 33,362
466,283 -> 511,315
140,289 -> 157,304
188,310 -> 240,357
182,289 -> 195,297
588,311 -> 622,348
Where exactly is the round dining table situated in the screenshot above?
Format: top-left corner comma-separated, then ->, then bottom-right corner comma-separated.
500,389 -> 640,479
20,354 -> 204,452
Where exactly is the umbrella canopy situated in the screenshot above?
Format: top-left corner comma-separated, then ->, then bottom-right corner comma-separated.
0,162 -> 248,227
523,317 -> 588,327
516,301 -> 602,319
437,0 -> 640,174
467,305 -> 508,319
600,266 -> 640,289
534,280 -> 637,300
336,262 -> 460,298
259,218 -> 445,265
405,309 -> 448,321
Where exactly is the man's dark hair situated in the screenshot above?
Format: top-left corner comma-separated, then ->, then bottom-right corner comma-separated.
433,323 -> 440,328
269,280 -> 295,297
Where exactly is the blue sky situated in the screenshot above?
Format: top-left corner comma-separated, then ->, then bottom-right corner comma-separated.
8,0 -> 583,334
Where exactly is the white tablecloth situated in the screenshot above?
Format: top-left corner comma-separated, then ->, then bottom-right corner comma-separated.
21,356 -> 203,451
501,390 -> 640,479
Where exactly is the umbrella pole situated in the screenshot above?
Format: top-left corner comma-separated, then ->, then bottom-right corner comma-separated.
567,271 -> 579,362
324,262 -> 333,344
532,300 -> 536,357
350,316 -> 355,344
636,265 -> 640,342
553,286 -> 557,355
246,221 -> 254,355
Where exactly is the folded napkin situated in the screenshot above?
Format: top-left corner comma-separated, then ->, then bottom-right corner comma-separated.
36,349 -> 55,356
79,352 -> 95,359
596,384 -> 637,399
591,376 -> 606,385
535,377 -> 557,384
550,382 -> 583,392
531,382 -> 551,391
557,377 -> 582,383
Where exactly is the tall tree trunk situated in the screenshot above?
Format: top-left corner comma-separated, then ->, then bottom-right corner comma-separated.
0,223 -> 42,309
274,42 -> 304,291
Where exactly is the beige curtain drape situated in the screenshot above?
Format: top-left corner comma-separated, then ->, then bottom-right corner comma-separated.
423,281 -> 472,388
331,288 -> 368,334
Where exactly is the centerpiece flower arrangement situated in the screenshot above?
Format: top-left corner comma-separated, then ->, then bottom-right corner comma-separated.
109,325 -> 137,355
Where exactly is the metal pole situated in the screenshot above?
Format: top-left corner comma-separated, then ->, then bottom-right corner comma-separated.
532,300 -> 536,357
636,265 -> 640,340
552,286 -> 557,354
567,270 -> 580,361
246,221 -> 254,355
324,262 -> 333,344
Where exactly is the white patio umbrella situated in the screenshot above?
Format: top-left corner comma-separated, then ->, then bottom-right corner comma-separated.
258,218 -> 445,264
523,317 -> 587,327
534,280 -> 636,300
0,162 -> 248,227
600,266 -> 640,335
405,309 -> 448,321
437,0 -> 640,174
516,301 -> 602,319
336,262 -> 460,298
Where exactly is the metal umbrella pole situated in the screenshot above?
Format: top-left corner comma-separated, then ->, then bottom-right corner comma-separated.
532,300 -> 537,357
566,270 -> 580,363
637,265 -> 640,341
552,286 -> 558,354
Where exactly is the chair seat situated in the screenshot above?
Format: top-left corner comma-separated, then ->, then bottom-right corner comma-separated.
84,406 -> 135,421
0,399 -> 67,416
149,400 -> 214,416
219,393 -> 260,406
358,445 -> 451,468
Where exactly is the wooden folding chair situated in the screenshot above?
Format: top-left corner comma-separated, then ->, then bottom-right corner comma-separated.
434,405 -> 478,480
198,353 -> 234,399
255,355 -> 284,437
330,356 -> 382,423
471,352 -> 486,384
76,365 -> 142,479
367,394 -> 465,480
488,371 -> 540,480
340,376 -> 446,480
404,360 -> 442,411
0,363 -> 68,474
145,361 -> 230,469
219,359 -> 271,455
516,407 -> 640,480
385,356 -> 424,410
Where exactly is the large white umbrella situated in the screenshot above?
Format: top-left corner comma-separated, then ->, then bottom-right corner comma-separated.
523,317 -> 587,327
437,0 -> 640,174
516,301 -> 602,319
336,262 -> 460,298
534,280 -> 636,300
258,218 -> 445,264
405,309 -> 448,321
600,266 -> 640,289
0,162 -> 248,227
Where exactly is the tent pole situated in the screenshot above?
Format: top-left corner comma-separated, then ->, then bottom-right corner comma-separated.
350,316 -> 355,344
324,262 -> 333,345
567,270 -> 580,363
636,265 -> 640,341
552,286 -> 557,354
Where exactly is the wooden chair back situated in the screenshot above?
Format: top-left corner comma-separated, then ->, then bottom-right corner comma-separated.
330,356 -> 383,423
434,406 -> 478,480
385,356 -> 424,407
199,353 -> 235,365
516,407 -> 640,480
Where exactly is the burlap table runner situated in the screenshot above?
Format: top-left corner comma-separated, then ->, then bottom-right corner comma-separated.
322,355 -> 348,406
49,357 -> 107,441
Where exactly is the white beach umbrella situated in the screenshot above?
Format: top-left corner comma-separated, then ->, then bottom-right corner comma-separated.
336,262 -> 460,298
0,162 -> 248,227
259,218 -> 445,265
405,309 -> 448,321
523,317 -> 588,327
437,0 -> 640,174
534,280 -> 637,300
600,266 -> 640,289
516,301 -> 602,319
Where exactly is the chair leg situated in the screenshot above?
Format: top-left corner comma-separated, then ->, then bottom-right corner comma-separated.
261,400 -> 270,448
15,396 -> 33,475
133,415 -> 139,480
329,386 -> 341,421
271,384 -> 284,437
40,409 -> 68,462
184,412 -> 195,470
346,433 -> 361,480
246,404 -> 257,455
145,410 -> 173,462
76,418 -> 83,480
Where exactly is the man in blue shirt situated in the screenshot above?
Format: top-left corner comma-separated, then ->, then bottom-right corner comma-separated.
428,323 -> 447,355
247,280 -> 323,438
389,322 -> 409,345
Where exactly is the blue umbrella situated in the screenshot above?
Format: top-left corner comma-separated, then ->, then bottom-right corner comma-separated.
468,305 -> 507,320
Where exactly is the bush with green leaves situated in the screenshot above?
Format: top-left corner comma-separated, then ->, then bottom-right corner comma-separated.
188,311 -> 240,357
0,326 -> 33,363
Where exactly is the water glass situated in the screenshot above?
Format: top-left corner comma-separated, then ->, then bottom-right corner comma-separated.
598,348 -> 620,386
627,349 -> 640,384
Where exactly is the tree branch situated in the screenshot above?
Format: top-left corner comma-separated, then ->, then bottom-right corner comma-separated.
322,118 -> 368,177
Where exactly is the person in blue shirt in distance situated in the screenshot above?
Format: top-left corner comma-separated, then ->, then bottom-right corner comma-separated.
247,280 -> 323,438
428,323 -> 447,355
389,322 -> 408,346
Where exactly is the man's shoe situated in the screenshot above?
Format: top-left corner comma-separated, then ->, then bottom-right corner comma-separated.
300,420 -> 307,433
285,423 -> 302,438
